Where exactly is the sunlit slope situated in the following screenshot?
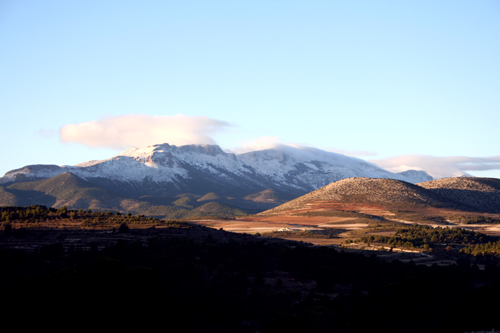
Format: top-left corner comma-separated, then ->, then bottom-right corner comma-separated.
243,189 -> 296,203
262,177 -> 471,215
0,187 -> 18,206
418,177 -> 500,213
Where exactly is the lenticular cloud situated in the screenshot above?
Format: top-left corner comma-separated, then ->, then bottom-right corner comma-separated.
60,114 -> 231,149
370,155 -> 500,179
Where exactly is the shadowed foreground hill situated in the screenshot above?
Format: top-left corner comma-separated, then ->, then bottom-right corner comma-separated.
3,208 -> 500,332
419,177 -> 500,213
262,177 -> 472,214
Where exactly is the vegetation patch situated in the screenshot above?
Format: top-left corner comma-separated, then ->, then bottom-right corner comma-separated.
171,196 -> 194,209
351,224 -> 490,251
461,241 -> 500,256
261,228 -> 341,239
244,189 -> 293,202
0,205 -> 175,230
449,215 -> 500,224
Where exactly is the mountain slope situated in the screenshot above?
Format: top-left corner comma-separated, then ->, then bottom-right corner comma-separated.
237,145 -> 429,189
263,177 -> 471,215
418,177 -> 500,213
192,201 -> 247,217
0,186 -> 19,206
7,172 -> 127,210
197,192 -> 221,202
396,170 -> 433,183
243,189 -> 295,203
0,143 -> 438,215
0,143 -> 432,194
2,172 -> 254,218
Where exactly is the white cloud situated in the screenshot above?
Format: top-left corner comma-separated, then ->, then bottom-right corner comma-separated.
324,148 -> 378,157
59,114 -> 231,149
227,137 -> 379,158
369,155 -> 500,179
58,118 -> 500,180
226,136 -> 283,154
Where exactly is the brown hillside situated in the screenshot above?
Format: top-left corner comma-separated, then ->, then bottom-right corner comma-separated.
197,192 -> 221,202
244,189 -> 293,203
261,177 -> 466,215
418,177 -> 500,213
0,187 -> 17,206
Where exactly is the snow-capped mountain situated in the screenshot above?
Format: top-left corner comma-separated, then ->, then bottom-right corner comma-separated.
238,145 -> 432,187
0,143 -> 432,197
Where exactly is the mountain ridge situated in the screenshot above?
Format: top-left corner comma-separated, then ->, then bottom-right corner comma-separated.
0,143 -> 438,216
261,176 -> 500,215
418,177 -> 500,213
1,143 -> 432,190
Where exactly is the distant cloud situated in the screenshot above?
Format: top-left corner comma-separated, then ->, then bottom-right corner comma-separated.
369,155 -> 500,179
228,136 -> 282,154
228,137 -> 379,158
325,148 -> 378,157
60,114 -> 231,149
228,137 -> 380,158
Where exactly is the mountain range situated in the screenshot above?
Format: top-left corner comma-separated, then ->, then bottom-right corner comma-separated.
0,143 -> 434,217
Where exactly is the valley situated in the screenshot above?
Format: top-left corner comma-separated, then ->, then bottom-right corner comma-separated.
191,201 -> 500,266
2,163 -> 500,261
188,177 -> 500,268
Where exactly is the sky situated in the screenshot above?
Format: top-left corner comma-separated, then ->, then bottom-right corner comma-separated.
1,0 -> 499,179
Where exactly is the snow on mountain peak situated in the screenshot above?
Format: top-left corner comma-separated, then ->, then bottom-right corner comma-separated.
1,143 -> 432,190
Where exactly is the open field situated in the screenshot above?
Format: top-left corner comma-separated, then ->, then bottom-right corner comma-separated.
192,207 -> 500,238
189,200 -> 500,268
191,200 -> 500,238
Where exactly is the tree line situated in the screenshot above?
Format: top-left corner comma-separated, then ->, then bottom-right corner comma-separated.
355,224 -> 489,250
0,205 -> 166,229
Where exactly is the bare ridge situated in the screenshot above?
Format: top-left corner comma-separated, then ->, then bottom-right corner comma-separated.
418,177 -> 500,213
262,177 -> 468,214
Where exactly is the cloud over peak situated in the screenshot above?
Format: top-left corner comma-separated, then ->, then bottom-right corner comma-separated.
58,115 -> 500,180
370,155 -> 500,179
60,114 -> 231,149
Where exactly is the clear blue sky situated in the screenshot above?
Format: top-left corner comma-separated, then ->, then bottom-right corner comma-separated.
1,0 -> 499,179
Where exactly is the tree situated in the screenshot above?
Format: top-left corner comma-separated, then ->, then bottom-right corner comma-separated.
118,222 -> 129,233
57,206 -> 68,218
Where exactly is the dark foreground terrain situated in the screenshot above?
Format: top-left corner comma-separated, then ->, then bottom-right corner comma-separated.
2,208 -> 500,332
